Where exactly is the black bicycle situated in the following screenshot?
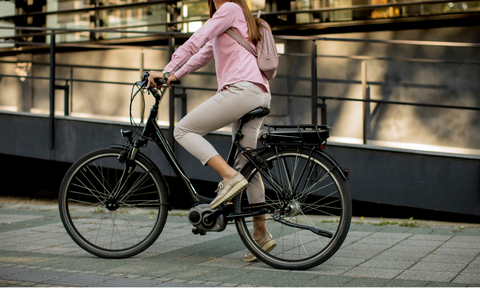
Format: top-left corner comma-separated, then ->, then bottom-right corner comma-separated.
58,71 -> 352,270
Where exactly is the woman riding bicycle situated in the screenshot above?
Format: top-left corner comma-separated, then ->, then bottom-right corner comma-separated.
147,0 -> 275,262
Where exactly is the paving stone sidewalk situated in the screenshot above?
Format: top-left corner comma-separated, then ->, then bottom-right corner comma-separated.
1,201 -> 480,287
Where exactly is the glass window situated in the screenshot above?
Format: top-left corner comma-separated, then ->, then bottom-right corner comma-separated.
46,0 -> 168,42
0,1 -> 15,48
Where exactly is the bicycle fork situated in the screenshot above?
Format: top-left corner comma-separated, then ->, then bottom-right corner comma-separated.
104,137 -> 148,211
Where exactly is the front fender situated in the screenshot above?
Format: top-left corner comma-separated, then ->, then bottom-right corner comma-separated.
109,144 -> 171,200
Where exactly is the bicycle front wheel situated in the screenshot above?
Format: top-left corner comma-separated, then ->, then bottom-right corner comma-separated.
235,147 -> 351,270
59,147 -> 169,258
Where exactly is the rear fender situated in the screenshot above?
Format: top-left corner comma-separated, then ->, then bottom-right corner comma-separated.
316,149 -> 349,180
243,147 -> 349,181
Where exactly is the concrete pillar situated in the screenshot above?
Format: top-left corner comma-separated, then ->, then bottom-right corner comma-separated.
15,53 -> 33,112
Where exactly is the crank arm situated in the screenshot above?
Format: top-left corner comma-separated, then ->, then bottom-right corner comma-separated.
204,208 -> 224,224
275,218 -> 334,238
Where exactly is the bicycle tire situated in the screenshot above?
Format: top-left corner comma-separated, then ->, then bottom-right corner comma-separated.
58,147 -> 169,259
234,147 -> 351,270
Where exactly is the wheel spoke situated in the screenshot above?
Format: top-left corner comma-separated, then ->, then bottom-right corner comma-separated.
74,174 -> 108,206
59,149 -> 167,258
81,164 -> 114,200
119,169 -> 154,203
236,148 -> 351,269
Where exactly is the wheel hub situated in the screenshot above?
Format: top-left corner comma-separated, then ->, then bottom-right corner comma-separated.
105,199 -> 119,211
285,201 -> 302,217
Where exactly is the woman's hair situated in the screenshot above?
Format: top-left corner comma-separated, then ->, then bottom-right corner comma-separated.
207,0 -> 265,45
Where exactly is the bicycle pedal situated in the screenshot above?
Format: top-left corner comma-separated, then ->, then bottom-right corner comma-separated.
192,228 -> 207,236
217,202 -> 233,210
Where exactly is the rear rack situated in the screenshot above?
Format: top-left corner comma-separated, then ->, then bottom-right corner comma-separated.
259,125 -> 333,147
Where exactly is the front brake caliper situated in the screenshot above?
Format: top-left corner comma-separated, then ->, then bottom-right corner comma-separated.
118,149 -> 128,164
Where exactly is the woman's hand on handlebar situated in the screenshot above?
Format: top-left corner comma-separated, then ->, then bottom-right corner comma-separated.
166,74 -> 179,88
146,71 -> 178,89
146,71 -> 164,89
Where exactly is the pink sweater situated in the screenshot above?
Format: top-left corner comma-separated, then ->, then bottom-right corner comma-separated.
164,2 -> 270,92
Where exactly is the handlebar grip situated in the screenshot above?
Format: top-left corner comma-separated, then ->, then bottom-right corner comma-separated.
154,78 -> 181,86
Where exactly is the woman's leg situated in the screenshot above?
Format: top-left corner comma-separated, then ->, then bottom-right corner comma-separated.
226,84 -> 273,261
174,81 -> 271,209
206,155 -> 236,182
232,117 -> 269,239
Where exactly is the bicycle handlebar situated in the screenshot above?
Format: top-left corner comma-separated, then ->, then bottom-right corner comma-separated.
137,71 -> 181,89
154,77 -> 181,86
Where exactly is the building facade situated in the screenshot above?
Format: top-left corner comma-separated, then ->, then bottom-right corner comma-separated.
1,0 -> 480,216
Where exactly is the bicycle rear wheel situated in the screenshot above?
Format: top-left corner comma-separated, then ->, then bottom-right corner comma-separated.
59,147 -> 169,258
235,147 -> 351,270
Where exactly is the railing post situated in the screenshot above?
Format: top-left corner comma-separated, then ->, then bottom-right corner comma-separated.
140,48 -> 144,77
49,31 -> 56,149
168,36 -> 175,148
362,59 -> 368,145
179,89 -> 187,118
64,82 -> 69,116
70,67 -> 73,114
320,98 -> 327,125
311,41 -> 317,125
54,83 -> 69,116
139,48 -> 145,123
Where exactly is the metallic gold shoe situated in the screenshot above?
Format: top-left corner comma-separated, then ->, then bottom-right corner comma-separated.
209,172 -> 248,210
243,232 -> 276,262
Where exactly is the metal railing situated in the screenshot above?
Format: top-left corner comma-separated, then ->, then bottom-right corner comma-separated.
0,25 -> 480,152
1,0 -> 479,24
1,0 -> 479,48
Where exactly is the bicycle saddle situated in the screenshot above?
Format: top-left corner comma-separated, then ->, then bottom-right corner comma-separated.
240,107 -> 270,123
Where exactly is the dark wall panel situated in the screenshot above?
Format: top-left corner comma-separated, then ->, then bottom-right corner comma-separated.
1,111 -> 479,216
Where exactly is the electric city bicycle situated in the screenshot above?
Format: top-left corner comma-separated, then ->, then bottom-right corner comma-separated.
58,72 -> 352,270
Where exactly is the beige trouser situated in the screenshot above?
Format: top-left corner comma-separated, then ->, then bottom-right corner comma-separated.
174,81 -> 271,204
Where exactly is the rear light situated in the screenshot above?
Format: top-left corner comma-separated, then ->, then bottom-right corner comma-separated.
319,144 -> 326,149
343,168 -> 349,177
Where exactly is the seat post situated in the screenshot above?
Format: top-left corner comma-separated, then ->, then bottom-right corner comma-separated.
226,119 -> 245,166
235,119 -> 245,143
226,107 -> 270,166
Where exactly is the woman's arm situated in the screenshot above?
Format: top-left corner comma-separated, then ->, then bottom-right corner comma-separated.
164,3 -> 238,74
174,41 -> 213,79
147,41 -> 213,89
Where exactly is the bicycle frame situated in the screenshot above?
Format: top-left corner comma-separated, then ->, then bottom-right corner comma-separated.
123,76 -> 346,220
135,87 -> 319,208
